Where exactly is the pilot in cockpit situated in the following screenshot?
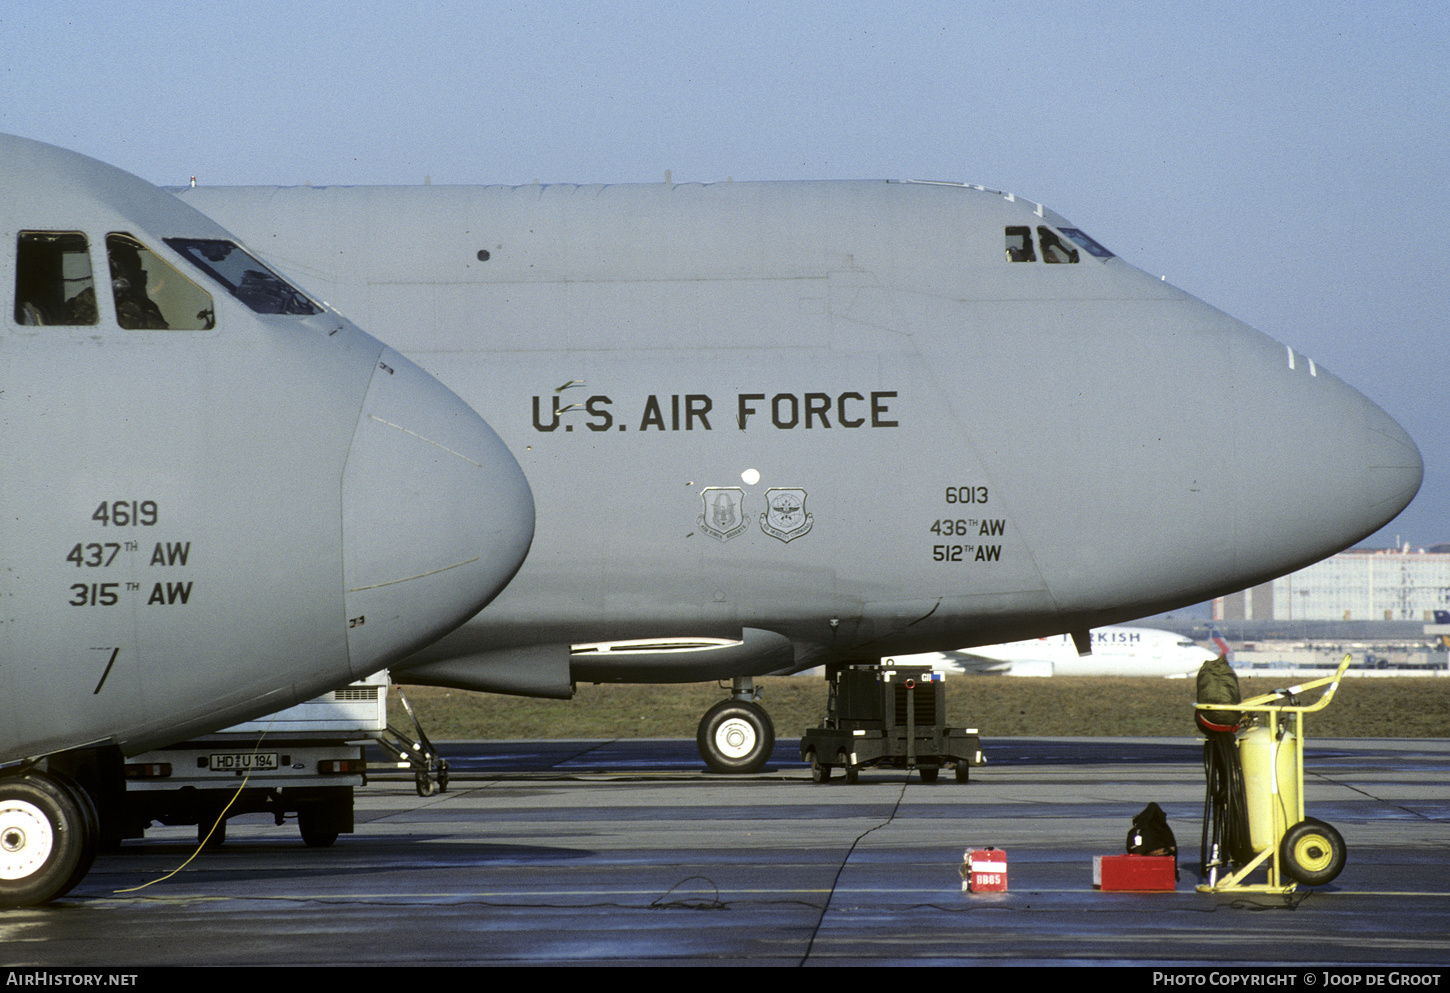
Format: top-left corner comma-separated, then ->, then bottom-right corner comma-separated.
108,238 -> 169,329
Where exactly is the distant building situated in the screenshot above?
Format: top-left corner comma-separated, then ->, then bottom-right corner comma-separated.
1215,547 -> 1450,622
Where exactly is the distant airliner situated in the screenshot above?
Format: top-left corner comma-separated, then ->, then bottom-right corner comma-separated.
890,626 -> 1219,677
0,136 -> 535,906
179,176 -> 1422,774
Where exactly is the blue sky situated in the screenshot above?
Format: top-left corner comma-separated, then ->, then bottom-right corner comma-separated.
6,0 -> 1447,548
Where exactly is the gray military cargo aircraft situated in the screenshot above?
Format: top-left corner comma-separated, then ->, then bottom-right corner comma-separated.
179,178 -> 1423,773
0,135 -> 535,906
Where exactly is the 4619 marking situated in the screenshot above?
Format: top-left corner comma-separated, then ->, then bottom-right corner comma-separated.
92,500 -> 158,527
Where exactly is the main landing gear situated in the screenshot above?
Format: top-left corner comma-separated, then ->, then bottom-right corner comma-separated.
696,676 -> 775,774
0,769 -> 99,908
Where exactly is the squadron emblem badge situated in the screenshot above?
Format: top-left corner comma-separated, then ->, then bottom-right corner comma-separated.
760,487 -> 813,543
698,487 -> 749,541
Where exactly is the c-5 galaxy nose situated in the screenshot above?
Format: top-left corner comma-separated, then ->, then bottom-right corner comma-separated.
1364,401 -> 1423,522
1248,360 -> 1423,563
341,347 -> 534,676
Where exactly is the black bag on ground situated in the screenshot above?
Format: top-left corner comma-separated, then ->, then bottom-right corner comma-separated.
1127,801 -> 1178,859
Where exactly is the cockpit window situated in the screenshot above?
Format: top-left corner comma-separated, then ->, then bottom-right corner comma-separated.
1005,225 -> 1114,264
107,233 -> 215,330
14,232 -> 98,325
1037,226 -> 1079,264
1004,226 -> 1036,262
164,238 -> 320,316
1058,227 -> 1114,258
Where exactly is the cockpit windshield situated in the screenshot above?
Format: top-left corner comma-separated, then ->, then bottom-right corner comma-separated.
107,233 -> 215,330
165,238 -> 321,316
1004,225 -> 1115,264
1058,228 -> 1114,259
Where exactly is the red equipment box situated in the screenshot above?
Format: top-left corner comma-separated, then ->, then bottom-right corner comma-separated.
963,848 -> 1008,892
1094,854 -> 1176,891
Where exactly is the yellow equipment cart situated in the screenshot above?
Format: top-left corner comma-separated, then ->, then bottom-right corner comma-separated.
1195,654 -> 1351,894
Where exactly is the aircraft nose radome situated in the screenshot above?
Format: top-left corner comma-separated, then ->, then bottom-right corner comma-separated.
341,348 -> 534,678
1364,401 -> 1424,517
1247,371 -> 1422,568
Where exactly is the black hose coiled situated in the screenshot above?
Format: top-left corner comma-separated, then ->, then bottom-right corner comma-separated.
1200,729 -> 1253,877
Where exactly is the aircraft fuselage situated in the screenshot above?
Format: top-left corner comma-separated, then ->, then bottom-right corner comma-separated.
179,179 -> 1422,689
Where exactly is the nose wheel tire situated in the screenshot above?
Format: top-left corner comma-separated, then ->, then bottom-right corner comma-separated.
0,773 -> 97,908
1280,818 -> 1346,887
697,700 -> 774,774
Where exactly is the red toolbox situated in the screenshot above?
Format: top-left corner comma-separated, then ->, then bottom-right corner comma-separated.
963,848 -> 1008,893
1094,854 -> 1176,891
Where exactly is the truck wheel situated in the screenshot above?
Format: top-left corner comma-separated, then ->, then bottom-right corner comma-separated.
697,700 -> 774,774
1280,818 -> 1346,886
954,763 -> 970,783
199,816 -> 227,848
838,750 -> 858,785
919,766 -> 939,783
298,808 -> 339,849
0,773 -> 96,907
808,751 -> 831,784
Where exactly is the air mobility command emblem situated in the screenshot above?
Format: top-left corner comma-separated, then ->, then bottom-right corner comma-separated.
760,488 -> 813,543
699,487 -> 749,541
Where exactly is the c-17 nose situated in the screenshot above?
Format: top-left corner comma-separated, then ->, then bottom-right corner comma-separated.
340,347 -> 534,676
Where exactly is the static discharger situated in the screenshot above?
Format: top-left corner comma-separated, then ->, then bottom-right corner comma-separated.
963,848 -> 1008,893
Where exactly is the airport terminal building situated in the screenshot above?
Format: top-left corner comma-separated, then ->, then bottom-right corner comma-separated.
1216,546 -> 1450,622
1146,547 -> 1450,672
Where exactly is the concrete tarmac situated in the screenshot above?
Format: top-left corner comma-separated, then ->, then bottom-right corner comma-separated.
4,737 -> 1449,967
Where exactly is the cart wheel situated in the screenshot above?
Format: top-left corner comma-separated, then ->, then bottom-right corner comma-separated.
1280,818 -> 1346,886
415,773 -> 437,797
838,750 -> 858,785
808,751 -> 831,784
954,762 -> 970,783
919,766 -> 939,783
437,765 -> 449,794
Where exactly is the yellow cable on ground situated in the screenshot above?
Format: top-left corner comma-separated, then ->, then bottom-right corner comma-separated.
113,724 -> 271,894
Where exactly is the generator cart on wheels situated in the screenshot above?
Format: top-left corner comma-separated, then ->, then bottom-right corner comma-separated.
1196,653 -> 1351,894
801,663 -> 984,784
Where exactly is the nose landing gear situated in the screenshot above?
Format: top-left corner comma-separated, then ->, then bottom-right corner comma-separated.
0,771 -> 98,908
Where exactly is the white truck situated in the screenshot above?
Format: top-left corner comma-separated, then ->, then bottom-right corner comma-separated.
115,671 -> 391,848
